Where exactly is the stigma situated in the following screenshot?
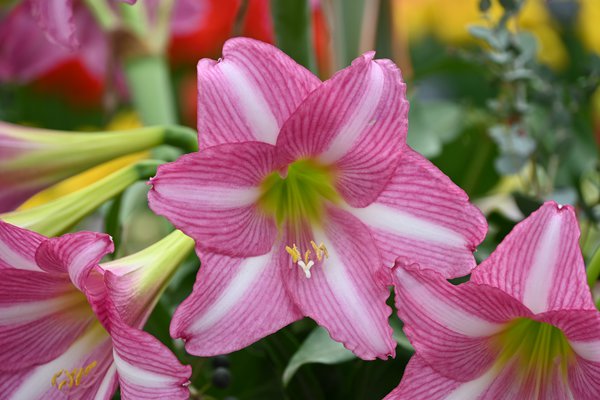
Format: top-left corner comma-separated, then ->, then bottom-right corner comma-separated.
51,360 -> 97,391
285,241 -> 329,278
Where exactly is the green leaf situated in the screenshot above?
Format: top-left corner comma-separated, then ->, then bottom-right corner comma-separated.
270,0 -> 316,72
407,100 -> 464,158
587,245 -> 600,289
104,194 -> 123,258
282,327 -> 355,386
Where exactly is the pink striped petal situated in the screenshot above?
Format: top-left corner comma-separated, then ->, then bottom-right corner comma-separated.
386,355 -> 572,400
35,232 -> 114,291
148,143 -> 278,257
0,268 -> 94,371
170,248 -> 302,356
472,201 -> 595,313
0,323 -> 116,400
384,356 -> 463,400
0,220 -> 44,271
535,309 -> 600,399
283,207 -> 396,360
349,147 -> 487,277
28,0 -> 78,50
276,53 -> 409,207
392,261 -> 531,381
109,304 -> 191,399
197,38 -> 320,147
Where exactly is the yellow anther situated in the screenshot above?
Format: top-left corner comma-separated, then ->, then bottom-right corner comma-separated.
310,241 -> 329,261
303,249 -> 311,264
84,361 -> 97,375
285,244 -> 301,263
51,370 -> 63,387
52,360 -> 98,391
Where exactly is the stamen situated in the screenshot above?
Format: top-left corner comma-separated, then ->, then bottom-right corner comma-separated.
52,360 -> 98,391
286,242 -> 329,278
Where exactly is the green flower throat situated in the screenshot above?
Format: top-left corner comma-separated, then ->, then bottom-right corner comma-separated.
258,159 -> 339,226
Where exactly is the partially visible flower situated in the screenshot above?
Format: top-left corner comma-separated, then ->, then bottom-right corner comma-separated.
1,160 -> 160,236
0,221 -> 191,399
0,122 -> 194,212
149,39 -> 486,359
0,2 -> 108,106
386,201 -> 600,399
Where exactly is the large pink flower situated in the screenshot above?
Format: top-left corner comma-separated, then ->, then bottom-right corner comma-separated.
148,38 -> 486,360
386,201 -> 600,399
0,221 -> 191,399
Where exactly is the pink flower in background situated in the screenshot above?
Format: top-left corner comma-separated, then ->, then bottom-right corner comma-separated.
0,221 -> 191,399
148,38 -> 486,359
387,201 -> 600,399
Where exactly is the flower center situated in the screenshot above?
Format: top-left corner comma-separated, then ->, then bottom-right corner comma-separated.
492,318 -> 574,394
258,159 -> 339,226
51,360 -> 98,391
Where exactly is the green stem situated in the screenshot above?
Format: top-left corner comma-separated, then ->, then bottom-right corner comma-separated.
1,160 -> 162,237
587,245 -> 600,288
124,56 -> 177,125
84,0 -> 119,30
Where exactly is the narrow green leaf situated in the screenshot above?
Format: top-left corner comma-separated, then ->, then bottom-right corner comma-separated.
270,0 -> 316,72
282,327 -> 355,386
587,245 -> 600,289
105,194 -> 123,258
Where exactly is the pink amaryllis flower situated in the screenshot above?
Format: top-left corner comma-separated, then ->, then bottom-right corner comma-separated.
0,221 -> 191,399
148,38 -> 486,359
386,201 -> 600,399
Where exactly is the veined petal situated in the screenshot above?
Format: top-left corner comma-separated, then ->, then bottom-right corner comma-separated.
170,248 -> 302,356
384,356 -> 463,400
392,261 -> 531,381
536,309 -> 600,399
276,52 -> 409,207
283,207 -> 396,360
0,268 -> 94,371
0,322 -> 117,400
385,355 -> 573,400
197,38 -> 320,147
0,220 -> 44,271
349,147 -> 487,276
28,0 -> 78,50
472,201 -> 595,312
109,303 -> 191,400
35,232 -> 114,291
148,142 -> 278,257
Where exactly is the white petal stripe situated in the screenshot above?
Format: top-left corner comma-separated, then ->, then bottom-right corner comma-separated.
0,291 -> 84,325
189,252 -> 271,333
349,203 -> 467,247
395,267 -> 503,337
445,367 -> 498,400
219,61 -> 279,145
569,340 -> 600,362
522,214 -> 561,313
318,61 -> 385,164
112,351 -> 178,388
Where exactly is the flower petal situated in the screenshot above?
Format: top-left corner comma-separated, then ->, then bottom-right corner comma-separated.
472,201 -> 595,313
171,248 -> 302,356
148,142 -> 278,257
392,261 -> 531,381
197,38 -> 320,147
384,356 -> 463,400
536,309 -> 600,399
385,354 -> 573,400
276,52 -> 409,207
109,304 -> 191,400
35,232 -> 114,291
28,0 -> 78,50
348,147 -> 487,277
0,322 -> 116,399
0,268 -> 94,371
0,220 -> 44,271
283,207 -> 396,360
